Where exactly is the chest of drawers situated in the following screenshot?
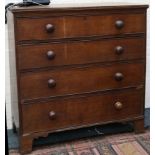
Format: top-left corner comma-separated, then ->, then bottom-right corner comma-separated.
7,4 -> 148,154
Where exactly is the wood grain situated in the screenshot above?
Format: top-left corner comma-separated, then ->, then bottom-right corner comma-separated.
17,37 -> 145,70
20,62 -> 145,100
16,13 -> 145,41
22,89 -> 144,133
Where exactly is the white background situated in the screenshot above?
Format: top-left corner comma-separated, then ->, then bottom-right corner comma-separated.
5,0 -> 149,4
5,0 -> 150,129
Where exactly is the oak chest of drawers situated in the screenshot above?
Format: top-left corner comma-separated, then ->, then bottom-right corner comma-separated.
7,4 -> 148,154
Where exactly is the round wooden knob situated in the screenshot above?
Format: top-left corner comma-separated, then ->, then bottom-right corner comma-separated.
114,72 -> 124,81
49,111 -> 56,119
46,24 -> 55,33
115,46 -> 124,55
47,51 -> 56,60
48,79 -> 56,88
114,102 -> 123,110
115,20 -> 124,29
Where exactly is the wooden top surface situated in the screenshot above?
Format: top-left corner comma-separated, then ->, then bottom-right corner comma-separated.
9,2 -> 149,12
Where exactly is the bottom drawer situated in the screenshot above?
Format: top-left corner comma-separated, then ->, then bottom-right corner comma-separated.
22,89 -> 144,133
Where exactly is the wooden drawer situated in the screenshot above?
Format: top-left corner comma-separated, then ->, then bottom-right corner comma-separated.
18,38 -> 145,70
20,62 -> 144,100
22,89 -> 144,133
16,13 -> 145,41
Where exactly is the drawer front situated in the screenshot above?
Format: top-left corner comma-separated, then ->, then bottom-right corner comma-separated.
22,89 -> 144,133
20,62 -> 144,100
18,38 -> 145,70
16,13 -> 145,41
16,17 -> 64,41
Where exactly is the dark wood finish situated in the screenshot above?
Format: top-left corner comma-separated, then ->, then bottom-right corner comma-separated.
114,101 -> 123,110
21,89 -> 143,133
115,20 -> 124,29
49,111 -> 56,120
115,45 -> 124,55
46,50 -> 56,60
45,24 -> 55,33
20,62 -> 145,100
48,79 -> 56,88
16,13 -> 145,41
17,37 -> 145,70
9,4 -> 148,13
114,72 -> 124,81
7,4 -> 148,154
134,118 -> 145,133
20,135 -> 33,154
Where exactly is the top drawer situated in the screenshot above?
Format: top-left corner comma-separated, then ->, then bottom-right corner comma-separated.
16,13 -> 146,41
